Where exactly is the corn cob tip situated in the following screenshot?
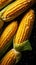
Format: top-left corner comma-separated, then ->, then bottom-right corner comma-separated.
0,49 -> 21,65
11,49 -> 21,64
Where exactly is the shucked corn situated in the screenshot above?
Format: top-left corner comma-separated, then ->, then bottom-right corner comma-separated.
0,0 -> 36,22
13,9 -> 35,46
0,49 -> 21,65
0,21 -> 18,58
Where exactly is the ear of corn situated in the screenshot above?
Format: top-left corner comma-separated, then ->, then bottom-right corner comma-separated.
0,0 -> 35,22
0,0 -> 13,10
0,38 -> 13,60
0,49 -> 21,65
13,9 -> 35,43
13,9 -> 35,51
0,21 -> 18,58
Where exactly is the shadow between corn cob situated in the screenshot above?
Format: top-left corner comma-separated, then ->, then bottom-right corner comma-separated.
0,19 -> 4,29
0,49 -> 21,65
13,9 -> 35,51
0,0 -> 36,22
0,21 -> 18,58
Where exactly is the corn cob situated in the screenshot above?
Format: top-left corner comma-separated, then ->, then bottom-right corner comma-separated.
0,0 -> 36,22
0,49 -> 21,65
0,0 -> 13,10
0,21 -> 18,58
0,19 -> 4,29
13,9 -> 35,51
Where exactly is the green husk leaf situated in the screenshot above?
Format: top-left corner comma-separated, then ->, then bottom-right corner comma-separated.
13,40 -> 32,52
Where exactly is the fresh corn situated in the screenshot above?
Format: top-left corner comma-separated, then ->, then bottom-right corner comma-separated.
13,9 -> 35,51
0,0 -> 13,10
0,49 -> 21,65
0,19 -> 4,29
0,21 -> 18,58
0,0 -> 36,22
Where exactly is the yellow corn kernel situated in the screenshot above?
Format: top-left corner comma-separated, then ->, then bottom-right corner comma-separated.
13,9 -> 35,44
0,49 -> 21,65
0,0 -> 35,22
0,21 -> 18,51
0,0 -> 13,10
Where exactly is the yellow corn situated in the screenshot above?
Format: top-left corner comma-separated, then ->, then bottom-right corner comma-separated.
0,0 -> 36,22
0,49 -> 21,65
13,9 -> 35,44
0,0 -> 13,10
0,19 -> 4,29
0,21 -> 18,51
